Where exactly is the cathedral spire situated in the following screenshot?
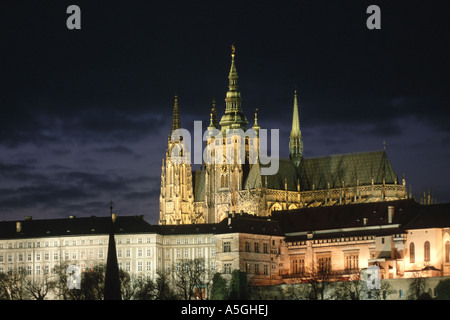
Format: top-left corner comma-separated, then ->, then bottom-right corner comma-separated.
171,94 -> 181,135
289,89 -> 303,166
211,98 -> 219,128
220,45 -> 248,133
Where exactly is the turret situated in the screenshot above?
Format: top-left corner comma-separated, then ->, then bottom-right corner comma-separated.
289,89 -> 303,166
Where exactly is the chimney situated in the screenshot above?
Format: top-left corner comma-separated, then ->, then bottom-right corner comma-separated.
16,221 -> 22,233
388,206 -> 394,224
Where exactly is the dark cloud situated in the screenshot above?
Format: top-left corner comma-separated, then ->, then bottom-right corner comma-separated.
0,0 -> 448,221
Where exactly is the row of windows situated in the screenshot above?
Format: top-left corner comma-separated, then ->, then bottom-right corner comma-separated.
409,241 -> 450,263
224,240 -> 281,253
0,237 -> 159,250
290,254 -> 359,274
164,260 -> 216,274
166,248 -> 215,259
0,260 -> 157,275
164,237 -> 215,245
245,241 -> 272,254
0,250 -> 106,262
245,263 -> 275,275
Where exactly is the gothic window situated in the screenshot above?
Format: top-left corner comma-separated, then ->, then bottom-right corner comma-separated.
446,241 -> 450,263
271,203 -> 282,211
410,242 -> 415,263
220,173 -> 229,188
424,241 -> 431,262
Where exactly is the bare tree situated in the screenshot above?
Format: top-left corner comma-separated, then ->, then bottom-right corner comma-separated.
300,266 -> 338,300
172,258 -> 212,300
155,269 -> 178,300
0,269 -> 29,300
24,274 -> 54,300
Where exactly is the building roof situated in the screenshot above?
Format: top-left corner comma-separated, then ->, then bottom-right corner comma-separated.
154,223 -> 218,236
272,199 -> 422,239
0,215 -> 155,240
403,202 -> 450,230
244,150 -> 398,192
215,213 -> 284,236
1,200 -> 448,241
299,150 -> 397,190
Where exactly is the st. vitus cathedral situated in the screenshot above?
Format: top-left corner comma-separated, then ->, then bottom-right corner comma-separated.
159,47 -> 407,225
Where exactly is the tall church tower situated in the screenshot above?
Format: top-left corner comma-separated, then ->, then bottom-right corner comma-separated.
289,89 -> 303,167
159,95 -> 195,225
204,45 -> 254,223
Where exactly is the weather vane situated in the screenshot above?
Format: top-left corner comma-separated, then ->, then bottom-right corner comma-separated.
231,44 -> 236,57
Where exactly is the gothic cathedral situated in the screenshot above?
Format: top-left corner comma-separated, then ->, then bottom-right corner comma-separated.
159,47 -> 407,225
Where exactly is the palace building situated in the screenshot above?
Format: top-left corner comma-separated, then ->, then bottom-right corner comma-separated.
159,47 -> 408,226
1,199 -> 449,299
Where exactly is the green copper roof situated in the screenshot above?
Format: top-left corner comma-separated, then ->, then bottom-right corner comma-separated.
299,150 -> 397,190
243,150 -> 398,192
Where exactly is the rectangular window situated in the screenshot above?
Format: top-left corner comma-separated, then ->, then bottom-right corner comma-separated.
317,255 -> 331,272
245,241 -> 250,252
224,263 -> 232,274
345,254 -> 359,271
146,261 -> 152,271
254,242 -> 260,253
223,241 -> 231,252
263,243 -> 268,254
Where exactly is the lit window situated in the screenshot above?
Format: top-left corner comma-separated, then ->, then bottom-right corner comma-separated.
410,242 -> 415,263
424,241 -> 431,262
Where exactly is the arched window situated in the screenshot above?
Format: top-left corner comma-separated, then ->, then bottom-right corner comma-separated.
424,241 -> 431,262
220,174 -> 228,188
445,241 -> 450,263
410,242 -> 415,263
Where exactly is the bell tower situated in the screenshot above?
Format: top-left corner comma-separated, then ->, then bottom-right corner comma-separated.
159,95 -> 195,225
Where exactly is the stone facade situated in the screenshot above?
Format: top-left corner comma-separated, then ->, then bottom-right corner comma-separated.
159,48 -> 407,226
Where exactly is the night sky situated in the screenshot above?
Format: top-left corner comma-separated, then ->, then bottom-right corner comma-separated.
1,1 -> 449,224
